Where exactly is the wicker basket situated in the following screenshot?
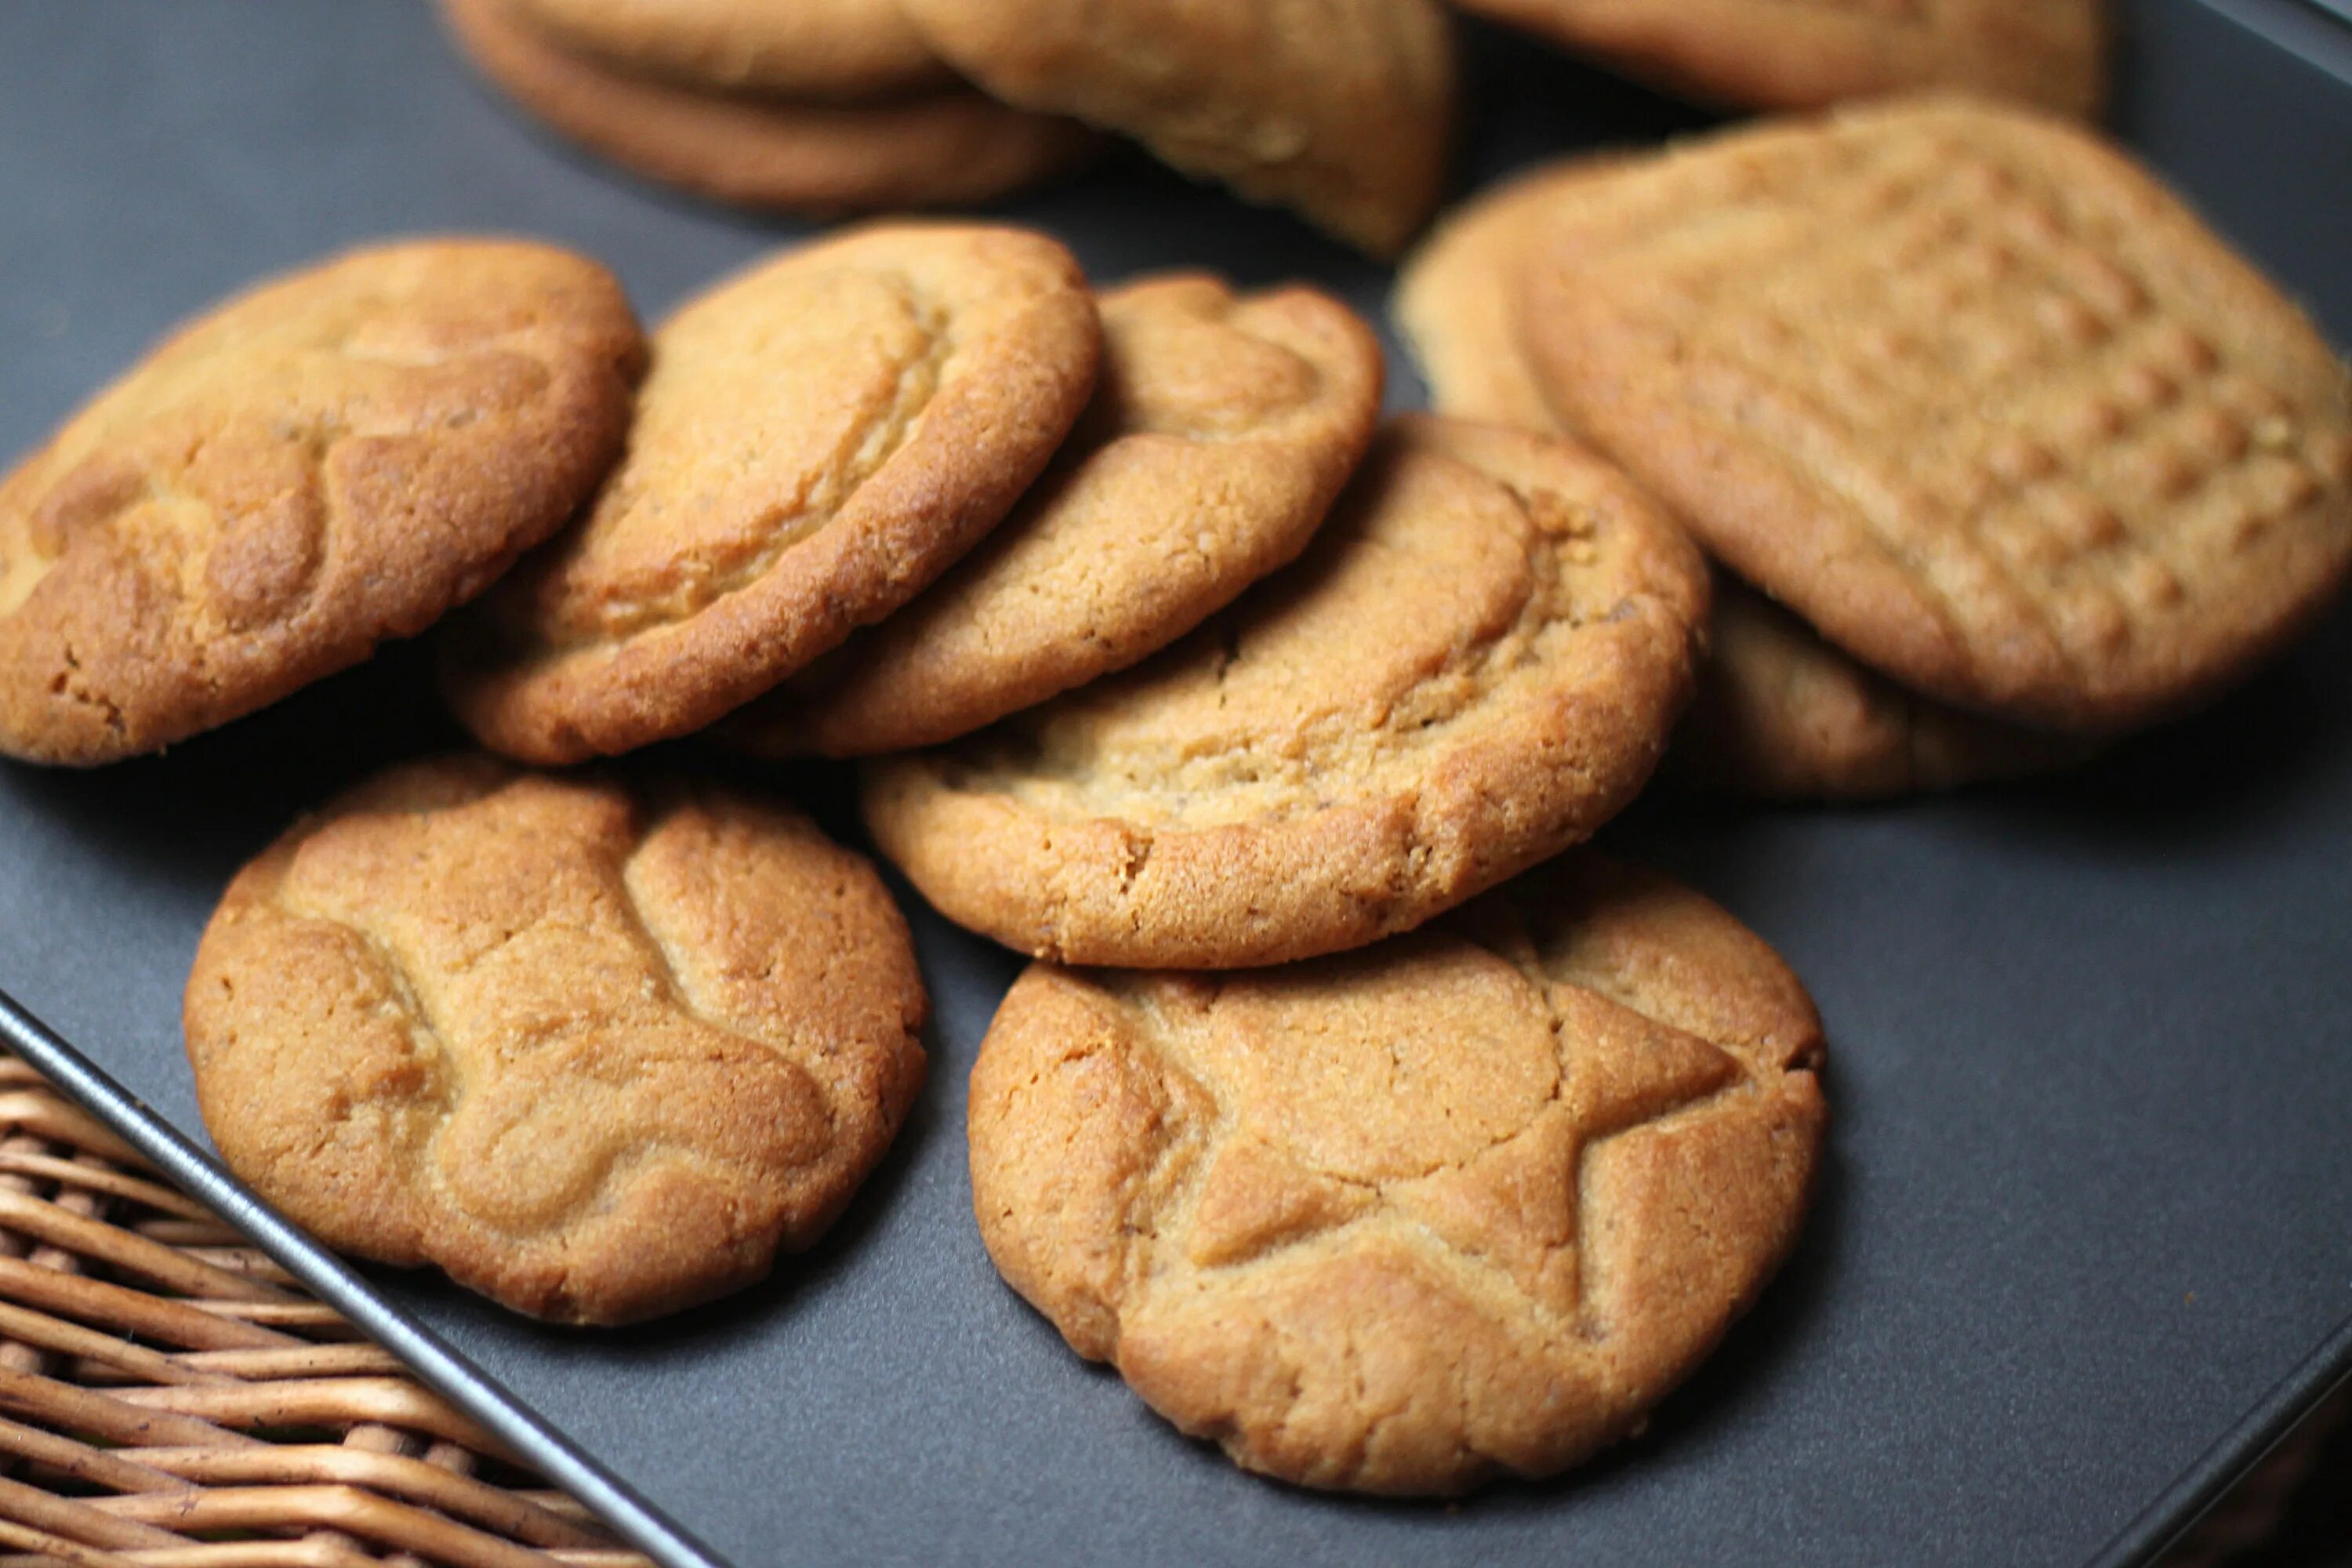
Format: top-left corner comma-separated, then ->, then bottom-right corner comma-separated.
0,1051 -> 653,1568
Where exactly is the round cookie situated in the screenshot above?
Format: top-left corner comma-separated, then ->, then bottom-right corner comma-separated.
1519,97 -> 2352,732
503,0 -> 953,99
731,273 -> 1383,757
443,0 -> 1100,217
444,223 -> 1102,764
1396,161 -> 2088,800
0,240 -> 642,767
1675,577 -> 2095,800
896,0 -> 1457,256
862,414 -> 1709,969
968,851 -> 1827,1495
184,756 -> 927,1326
1453,0 -> 2106,118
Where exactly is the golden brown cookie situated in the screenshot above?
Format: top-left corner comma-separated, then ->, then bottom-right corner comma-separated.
444,223 -> 1102,764
1396,159 -> 2088,798
1520,97 -> 2352,733
1455,0 -> 2106,116
969,851 -> 1826,1494
862,415 -> 1708,969
443,0 -> 1099,216
1675,576 -> 2093,799
503,0 -> 953,99
897,0 -> 1457,256
0,241 -> 642,767
184,757 -> 927,1327
731,274 -> 1383,758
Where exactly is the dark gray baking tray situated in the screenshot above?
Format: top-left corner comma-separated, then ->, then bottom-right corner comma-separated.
2,2 -> 2350,1565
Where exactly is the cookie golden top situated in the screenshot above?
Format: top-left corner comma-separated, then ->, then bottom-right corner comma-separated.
444,223 -> 1101,762
1522,97 -> 2352,731
740,273 -> 1382,756
183,757 -> 927,1325
0,240 -> 641,765
864,415 -> 1708,968
969,854 -> 1825,1494
505,0 -> 953,99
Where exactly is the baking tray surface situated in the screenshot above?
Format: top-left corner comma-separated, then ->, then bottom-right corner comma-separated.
2,4 -> 2350,1566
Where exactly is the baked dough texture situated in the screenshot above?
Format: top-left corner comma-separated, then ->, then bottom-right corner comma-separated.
734,273 -> 1383,757
443,0 -> 1098,216
898,0 -> 1457,256
0,239 -> 642,765
444,222 -> 1102,764
969,852 -> 1827,1494
184,757 -> 927,1326
503,0 -> 954,99
1396,158 -> 2089,798
1453,0 -> 2106,117
864,415 -> 1708,968
1520,97 -> 2352,732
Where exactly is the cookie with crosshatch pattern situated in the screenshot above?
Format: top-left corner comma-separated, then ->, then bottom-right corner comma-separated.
967,851 -> 1826,1494
1452,0 -> 2105,116
185,757 -> 927,1326
1520,96 -> 2352,733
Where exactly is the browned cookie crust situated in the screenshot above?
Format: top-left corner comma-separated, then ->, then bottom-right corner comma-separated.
0,241 -> 642,766
503,0 -> 954,100
1520,97 -> 2352,733
1455,0 -> 2106,117
184,757 -> 927,1326
444,223 -> 1101,764
1396,162 -> 2089,798
442,0 -> 1098,216
862,415 -> 1708,969
969,852 -> 1827,1494
897,0 -> 1457,256
733,274 -> 1383,757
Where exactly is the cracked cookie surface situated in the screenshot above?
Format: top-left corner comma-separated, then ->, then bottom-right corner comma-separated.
731,273 -> 1382,757
968,852 -> 1826,1494
0,240 -> 642,765
1396,159 -> 2086,798
897,0 -> 1457,256
444,0 -> 1098,217
442,222 -> 1101,763
1454,0 -> 2105,115
183,756 -> 927,1326
1520,97 -> 2352,732
503,0 -> 953,99
863,414 -> 1708,968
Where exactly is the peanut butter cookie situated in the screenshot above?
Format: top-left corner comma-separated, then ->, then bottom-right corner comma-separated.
1397,159 -> 2088,798
444,223 -> 1101,764
0,240 -> 642,766
862,415 -> 1708,968
1520,98 -> 2352,732
1455,0 -> 2105,116
504,0 -> 952,100
896,0 -> 1457,256
969,852 -> 1826,1494
444,0 -> 1099,216
732,274 -> 1381,757
184,757 -> 927,1326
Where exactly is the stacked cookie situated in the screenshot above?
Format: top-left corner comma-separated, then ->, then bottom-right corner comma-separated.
1398,97 -> 2352,798
445,0 -> 1459,253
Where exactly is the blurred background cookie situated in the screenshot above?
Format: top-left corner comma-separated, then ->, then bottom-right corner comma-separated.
0,240 -> 642,766
441,0 -> 1100,216
968,851 -> 1825,1494
444,223 -> 1100,763
863,415 -> 1708,969
733,273 -> 1383,757
184,757 -> 927,1325
1451,0 -> 2107,116
503,0 -> 956,100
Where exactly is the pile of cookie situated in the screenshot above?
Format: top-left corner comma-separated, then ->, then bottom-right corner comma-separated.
441,0 -> 1457,253
3,85 -> 2350,1506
